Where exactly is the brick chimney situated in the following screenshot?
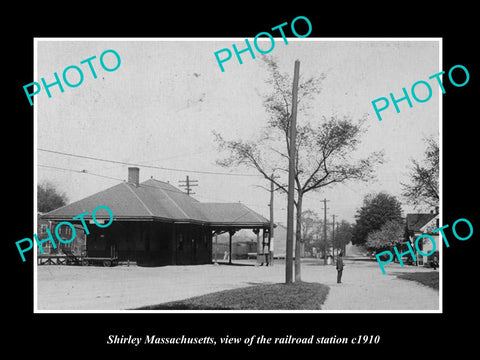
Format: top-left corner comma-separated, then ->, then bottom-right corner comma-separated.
128,167 -> 140,187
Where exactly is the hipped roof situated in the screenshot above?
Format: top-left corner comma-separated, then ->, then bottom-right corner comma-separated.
406,213 -> 437,232
41,178 -> 269,228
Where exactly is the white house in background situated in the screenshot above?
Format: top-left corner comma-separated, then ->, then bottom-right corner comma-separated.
406,211 -> 439,265
419,214 -> 440,260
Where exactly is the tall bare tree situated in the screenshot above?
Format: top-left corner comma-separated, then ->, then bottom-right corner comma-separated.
214,58 -> 384,282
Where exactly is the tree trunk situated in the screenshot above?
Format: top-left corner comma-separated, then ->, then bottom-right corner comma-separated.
294,192 -> 303,282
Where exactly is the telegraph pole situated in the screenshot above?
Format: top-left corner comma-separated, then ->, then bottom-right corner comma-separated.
285,60 -> 300,284
332,214 -> 336,258
269,174 -> 275,266
323,198 -> 330,265
178,175 -> 198,195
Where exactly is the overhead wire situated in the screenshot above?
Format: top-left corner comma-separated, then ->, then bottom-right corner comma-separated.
38,148 -> 261,177
38,164 -> 122,182
37,163 -> 273,213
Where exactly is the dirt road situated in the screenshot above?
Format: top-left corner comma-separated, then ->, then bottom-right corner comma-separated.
35,257 -> 439,311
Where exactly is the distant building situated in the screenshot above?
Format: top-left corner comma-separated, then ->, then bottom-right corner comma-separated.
212,233 -> 257,260
271,223 -> 302,259
37,213 -> 86,255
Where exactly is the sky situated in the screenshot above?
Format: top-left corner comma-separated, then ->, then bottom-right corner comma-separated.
35,38 -> 440,225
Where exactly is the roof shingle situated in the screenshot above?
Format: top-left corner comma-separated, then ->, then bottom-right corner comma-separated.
41,178 -> 269,227
406,213 -> 437,232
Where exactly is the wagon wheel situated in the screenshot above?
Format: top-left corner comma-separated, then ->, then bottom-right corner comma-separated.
82,259 -> 89,266
103,260 -> 112,267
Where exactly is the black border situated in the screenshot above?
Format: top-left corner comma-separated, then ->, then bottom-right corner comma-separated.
6,6 -> 477,355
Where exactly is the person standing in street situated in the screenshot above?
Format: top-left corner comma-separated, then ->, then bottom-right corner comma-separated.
336,251 -> 344,284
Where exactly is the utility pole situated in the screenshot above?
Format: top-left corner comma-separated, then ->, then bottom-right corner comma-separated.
323,198 -> 330,265
268,174 -> 275,266
332,214 -> 336,258
286,60 -> 300,284
214,232 -> 218,265
178,175 -> 198,195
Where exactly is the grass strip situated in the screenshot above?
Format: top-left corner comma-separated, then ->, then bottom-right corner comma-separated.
135,281 -> 330,310
396,271 -> 439,290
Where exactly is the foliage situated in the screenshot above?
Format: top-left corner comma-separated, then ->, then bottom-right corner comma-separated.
365,219 -> 405,252
352,192 -> 403,246
214,116 -> 383,198
300,210 -> 324,253
401,137 -> 439,209
333,220 -> 353,252
37,181 -> 68,213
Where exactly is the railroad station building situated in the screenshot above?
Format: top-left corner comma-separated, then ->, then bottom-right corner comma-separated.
41,167 -> 271,266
